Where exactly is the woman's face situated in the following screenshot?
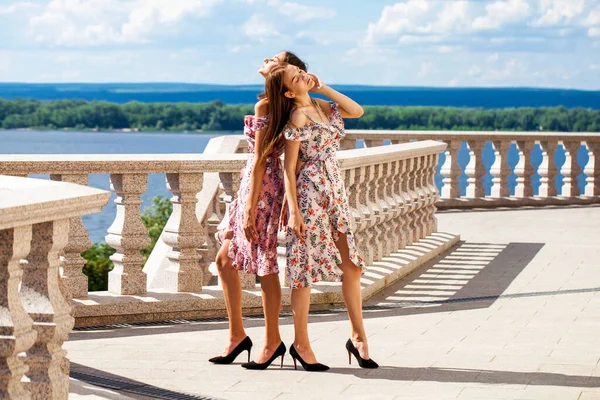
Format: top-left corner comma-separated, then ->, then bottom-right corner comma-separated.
258,52 -> 287,76
284,64 -> 315,98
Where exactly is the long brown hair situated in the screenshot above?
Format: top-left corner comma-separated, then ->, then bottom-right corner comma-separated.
258,63 -> 295,163
258,51 -> 307,100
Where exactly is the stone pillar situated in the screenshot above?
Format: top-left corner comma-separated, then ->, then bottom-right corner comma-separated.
355,166 -> 372,265
490,140 -> 511,198
425,154 -> 439,236
514,140 -> 535,197
0,227 -> 37,399
465,140 -> 486,198
368,163 -> 385,262
440,140 -> 462,198
413,156 -> 428,241
584,142 -> 600,196
560,142 -> 581,197
538,140 -> 559,197
163,173 -> 204,292
50,174 -> 92,300
22,220 -> 74,400
219,172 -> 255,289
381,161 -> 397,256
405,157 -> 419,246
106,174 -> 149,295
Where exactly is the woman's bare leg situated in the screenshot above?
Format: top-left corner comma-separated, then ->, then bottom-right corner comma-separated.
215,238 -> 246,355
335,232 -> 371,359
255,274 -> 283,363
291,287 -> 319,364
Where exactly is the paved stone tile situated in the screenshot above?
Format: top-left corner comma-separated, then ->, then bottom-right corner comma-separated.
67,207 -> 600,400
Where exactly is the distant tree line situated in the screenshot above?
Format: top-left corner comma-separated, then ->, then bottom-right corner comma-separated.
1,98 -> 599,132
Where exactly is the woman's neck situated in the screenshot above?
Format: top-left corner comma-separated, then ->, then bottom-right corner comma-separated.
294,93 -> 312,108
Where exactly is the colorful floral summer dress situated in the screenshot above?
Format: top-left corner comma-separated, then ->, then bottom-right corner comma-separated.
284,102 -> 365,289
217,115 -> 284,276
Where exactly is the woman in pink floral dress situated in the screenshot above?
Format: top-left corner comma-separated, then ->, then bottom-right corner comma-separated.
267,63 -> 378,370
209,52 -> 307,369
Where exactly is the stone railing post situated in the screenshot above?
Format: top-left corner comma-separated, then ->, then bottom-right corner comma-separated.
22,220 -> 74,399
440,140 -> 462,198
162,173 -> 204,292
397,159 -> 412,249
414,156 -> 428,241
106,174 -> 150,295
340,138 -> 357,150
538,140 -> 559,197
219,172 -> 256,289
50,174 -> 91,300
561,142 -> 582,197
364,139 -> 385,148
425,153 -> 439,235
404,157 -> 419,246
465,140 -> 486,198
367,164 -> 385,262
0,227 -> 37,399
381,160 -> 397,255
490,140 -> 511,198
514,140 -> 535,197
584,142 -> 600,196
355,166 -> 372,264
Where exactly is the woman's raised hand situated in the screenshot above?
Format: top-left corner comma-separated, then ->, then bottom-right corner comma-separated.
308,73 -> 326,94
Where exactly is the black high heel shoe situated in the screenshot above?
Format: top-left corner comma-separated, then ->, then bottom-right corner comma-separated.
346,339 -> 379,369
241,342 -> 286,370
209,336 -> 253,364
289,344 -> 329,372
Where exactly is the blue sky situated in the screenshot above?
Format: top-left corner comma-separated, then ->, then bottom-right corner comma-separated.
0,0 -> 599,88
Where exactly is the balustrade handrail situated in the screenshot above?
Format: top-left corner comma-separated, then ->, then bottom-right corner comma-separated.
338,140 -> 447,169
0,153 -> 248,174
345,129 -> 600,141
0,175 -> 110,229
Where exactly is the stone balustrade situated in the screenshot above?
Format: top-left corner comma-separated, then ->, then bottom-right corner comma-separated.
0,175 -> 109,399
344,130 -> 600,208
0,137 -> 456,327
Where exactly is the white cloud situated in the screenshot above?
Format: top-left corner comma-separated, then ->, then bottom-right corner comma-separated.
417,61 -> 438,77
28,0 -> 222,46
269,0 -> 335,21
472,0 -> 532,30
590,27 -> 600,37
364,0 -> 432,46
533,0 -> 585,27
0,2 -> 37,15
242,13 -> 279,40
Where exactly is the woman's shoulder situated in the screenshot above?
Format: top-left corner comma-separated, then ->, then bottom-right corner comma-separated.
284,109 -> 312,142
254,98 -> 269,117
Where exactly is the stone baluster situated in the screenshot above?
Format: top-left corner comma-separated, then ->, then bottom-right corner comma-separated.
381,161 -> 397,256
22,220 -> 74,399
424,154 -> 439,236
561,141 -> 582,197
162,173 -> 204,292
538,140 -> 559,197
391,139 -> 410,145
204,192 -> 224,286
0,227 -> 37,399
440,140 -> 462,198
404,157 -> 419,246
584,142 -> 600,196
364,139 -> 385,148
397,159 -> 412,250
412,156 -> 427,241
219,172 -> 255,289
368,163 -> 385,262
49,174 -> 92,300
355,166 -> 373,265
490,140 -> 511,198
340,138 -> 357,150
106,174 -> 150,295
514,140 -> 535,197
465,140 -> 486,198
361,165 -> 378,266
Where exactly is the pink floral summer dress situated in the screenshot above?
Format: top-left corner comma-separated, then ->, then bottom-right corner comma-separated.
217,115 -> 283,276
283,102 -> 365,289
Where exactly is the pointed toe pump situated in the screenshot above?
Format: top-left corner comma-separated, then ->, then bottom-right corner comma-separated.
289,344 -> 329,372
346,339 -> 379,369
241,342 -> 286,370
209,336 -> 253,365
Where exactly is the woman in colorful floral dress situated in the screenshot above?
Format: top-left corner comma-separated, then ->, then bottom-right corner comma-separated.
209,52 -> 307,369
267,63 -> 378,370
